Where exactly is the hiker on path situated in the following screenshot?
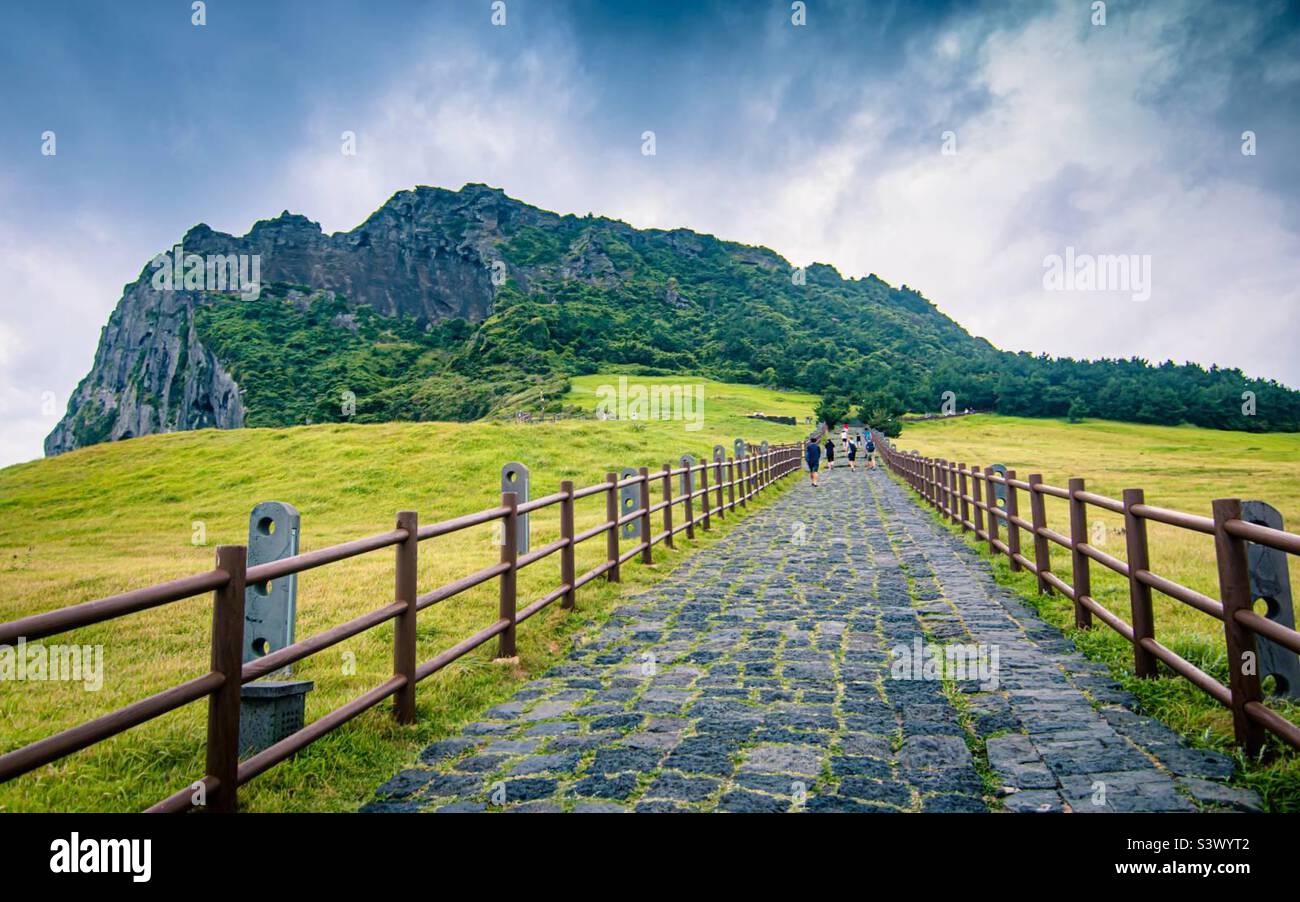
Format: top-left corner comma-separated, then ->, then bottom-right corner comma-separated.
865,432 -> 877,470
823,435 -> 835,472
847,435 -> 858,471
804,436 -> 822,486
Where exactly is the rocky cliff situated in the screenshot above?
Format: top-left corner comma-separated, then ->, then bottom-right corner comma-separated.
46,184 -> 530,455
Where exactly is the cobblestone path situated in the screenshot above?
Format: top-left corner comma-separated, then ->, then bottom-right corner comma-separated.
366,462 -> 1261,813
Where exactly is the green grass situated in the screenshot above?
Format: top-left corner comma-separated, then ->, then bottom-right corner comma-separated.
0,375 -> 814,812
893,414 -> 1300,810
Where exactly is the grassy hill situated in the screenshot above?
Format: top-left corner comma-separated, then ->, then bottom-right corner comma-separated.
896,414 -> 1300,809
0,377 -> 814,812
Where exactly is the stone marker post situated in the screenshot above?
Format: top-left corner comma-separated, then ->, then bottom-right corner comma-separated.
241,501 -> 314,757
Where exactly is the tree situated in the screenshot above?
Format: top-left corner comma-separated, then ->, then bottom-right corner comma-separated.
814,394 -> 852,431
1067,397 -> 1088,423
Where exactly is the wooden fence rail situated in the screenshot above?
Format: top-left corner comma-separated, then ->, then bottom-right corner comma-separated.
873,433 -> 1300,755
0,443 -> 803,812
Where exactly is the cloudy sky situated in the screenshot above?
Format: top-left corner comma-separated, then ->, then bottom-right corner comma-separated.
2,0 -> 1298,466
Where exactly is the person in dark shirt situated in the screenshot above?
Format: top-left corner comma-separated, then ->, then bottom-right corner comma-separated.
865,433 -> 877,470
823,436 -> 835,472
847,435 -> 858,471
804,436 -> 822,486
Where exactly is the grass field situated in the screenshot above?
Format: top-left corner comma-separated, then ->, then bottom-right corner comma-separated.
0,376 -> 815,812
8,389 -> 1297,812
895,414 -> 1300,810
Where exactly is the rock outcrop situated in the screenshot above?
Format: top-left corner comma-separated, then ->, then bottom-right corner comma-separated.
46,184 -> 532,455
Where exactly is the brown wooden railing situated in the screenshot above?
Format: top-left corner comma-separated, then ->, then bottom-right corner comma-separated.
874,433 -> 1300,755
0,442 -> 803,812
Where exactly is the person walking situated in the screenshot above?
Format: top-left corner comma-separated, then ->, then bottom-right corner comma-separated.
804,435 -> 822,486
823,435 -> 835,473
847,435 -> 858,471
865,433 -> 877,470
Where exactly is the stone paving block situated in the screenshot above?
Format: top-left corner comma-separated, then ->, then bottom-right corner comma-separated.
647,773 -> 720,801
419,737 -> 479,764
739,744 -> 823,777
717,790 -> 789,813
1001,790 -> 1066,813
483,738 -> 541,756
501,778 -> 559,803
375,769 -> 433,799
837,778 -> 912,808
900,735 -> 973,770
509,754 -> 580,776
572,773 -> 639,799
922,793 -> 988,813
1176,777 -> 1263,812
435,800 -> 487,813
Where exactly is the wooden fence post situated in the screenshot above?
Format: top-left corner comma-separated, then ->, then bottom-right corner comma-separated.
1027,473 -> 1052,594
498,493 -> 518,658
949,463 -> 960,525
736,455 -> 746,510
393,510 -> 418,724
726,457 -> 736,513
958,465 -> 971,531
972,467 -> 986,540
682,461 -> 696,539
207,544 -> 246,814
699,461 -> 711,531
1004,469 -> 1022,573
661,464 -> 675,549
1067,477 -> 1093,629
638,467 -> 653,565
983,467 -> 998,555
936,459 -> 946,516
1212,498 -> 1266,754
715,453 -> 726,520
605,473 -> 621,581
1122,488 -> 1156,677
560,480 -> 576,609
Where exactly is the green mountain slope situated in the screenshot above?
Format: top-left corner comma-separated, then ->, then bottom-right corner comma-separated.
48,184 -> 1300,453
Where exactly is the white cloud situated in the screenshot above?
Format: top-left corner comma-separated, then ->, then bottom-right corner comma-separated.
276,46 -> 597,233
0,216 -> 132,466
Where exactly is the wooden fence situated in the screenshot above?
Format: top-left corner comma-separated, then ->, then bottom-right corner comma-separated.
873,433 -> 1300,754
0,442 -> 802,812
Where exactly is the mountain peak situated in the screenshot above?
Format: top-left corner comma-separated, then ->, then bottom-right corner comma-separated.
249,210 -> 322,235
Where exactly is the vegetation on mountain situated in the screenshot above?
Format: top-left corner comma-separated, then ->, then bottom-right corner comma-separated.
53,184 -> 1300,451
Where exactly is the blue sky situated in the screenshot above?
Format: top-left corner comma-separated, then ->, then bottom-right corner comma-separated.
2,0 -> 1299,465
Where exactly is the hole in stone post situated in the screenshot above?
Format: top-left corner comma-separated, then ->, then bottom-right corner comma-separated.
257,517 -> 276,536
1255,596 -> 1280,619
